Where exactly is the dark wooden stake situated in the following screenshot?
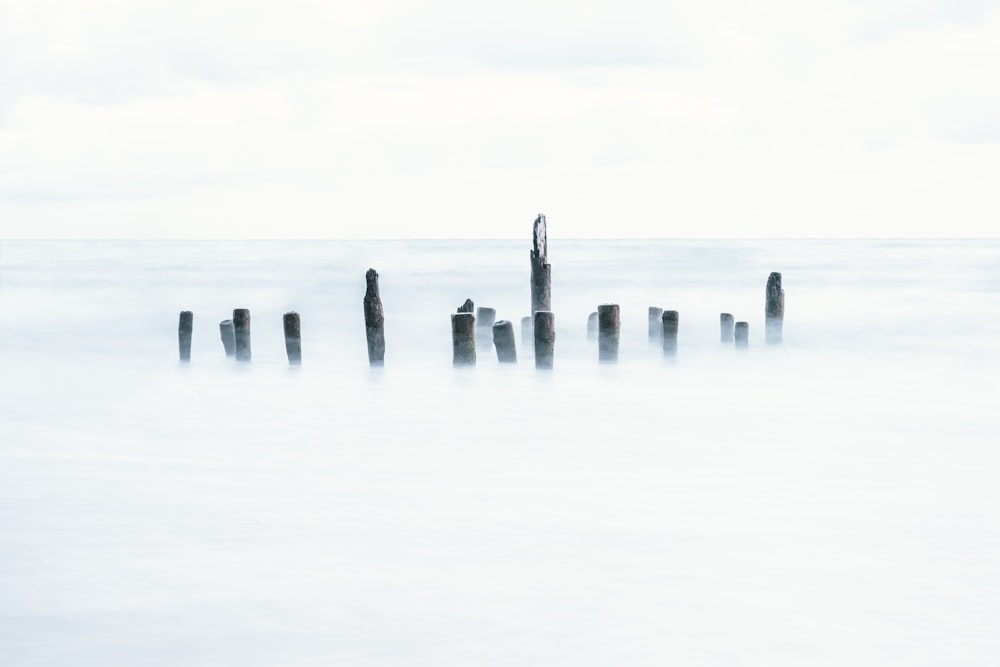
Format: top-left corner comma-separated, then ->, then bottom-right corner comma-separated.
735,321 -> 749,349
661,310 -> 679,357
533,311 -> 555,369
587,311 -> 598,340
530,214 -> 551,314
178,311 -> 193,362
457,298 -> 474,314
233,308 -> 251,362
364,268 -> 385,366
720,313 -> 735,343
452,312 -> 476,366
765,272 -> 784,345
283,312 -> 301,365
648,307 -> 663,344
219,320 -> 236,358
598,304 -> 620,363
493,320 -> 517,363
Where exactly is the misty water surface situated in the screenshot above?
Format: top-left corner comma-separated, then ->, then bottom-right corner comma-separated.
1,240 -> 999,666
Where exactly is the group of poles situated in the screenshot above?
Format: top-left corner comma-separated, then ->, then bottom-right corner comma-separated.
175,215 -> 786,367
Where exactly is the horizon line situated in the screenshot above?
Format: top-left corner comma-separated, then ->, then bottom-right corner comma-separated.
4,236 -> 999,242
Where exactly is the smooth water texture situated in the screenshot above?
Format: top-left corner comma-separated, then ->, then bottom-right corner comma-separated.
2,239 -> 999,666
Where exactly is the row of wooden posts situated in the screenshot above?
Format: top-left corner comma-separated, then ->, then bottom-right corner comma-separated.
176,296 -> 779,367
176,215 -> 785,367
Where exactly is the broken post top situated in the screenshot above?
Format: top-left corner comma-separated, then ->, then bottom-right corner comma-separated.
457,298 -> 474,314
766,272 -> 782,296
532,214 -> 547,263
365,268 -> 380,299
364,268 -> 384,327
529,214 -> 552,315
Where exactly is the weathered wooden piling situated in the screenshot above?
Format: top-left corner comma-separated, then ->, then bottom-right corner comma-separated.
533,311 -> 555,369
233,308 -> 251,362
530,214 -> 551,314
521,316 -> 533,347
452,312 -> 476,366
283,312 -> 301,365
720,313 -> 735,343
735,321 -> 749,349
648,307 -> 663,343
598,304 -> 620,363
364,268 -> 385,366
662,310 -> 679,357
219,320 -> 236,357
493,320 -> 517,363
765,272 -> 784,345
457,298 -> 474,314
178,311 -> 193,362
587,312 -> 598,340
476,307 -> 496,350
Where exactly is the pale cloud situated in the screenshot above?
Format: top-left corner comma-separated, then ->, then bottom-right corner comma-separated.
1,0 -> 998,238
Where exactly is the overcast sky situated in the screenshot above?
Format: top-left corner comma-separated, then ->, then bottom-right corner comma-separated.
1,0 -> 998,238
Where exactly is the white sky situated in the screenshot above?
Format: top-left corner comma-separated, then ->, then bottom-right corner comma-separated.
1,0 -> 998,238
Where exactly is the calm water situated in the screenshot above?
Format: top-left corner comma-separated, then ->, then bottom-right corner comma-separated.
2,239 -> 999,666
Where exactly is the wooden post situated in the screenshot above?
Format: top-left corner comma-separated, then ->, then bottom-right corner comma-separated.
452,312 -> 476,366
530,214 -> 551,315
587,311 -> 598,340
765,272 -> 784,345
521,316 -> 533,348
219,320 -> 236,358
283,312 -> 301,365
648,307 -> 663,344
662,310 -> 679,357
533,311 -> 555,369
476,307 -> 496,351
493,320 -> 517,363
598,304 -> 620,363
364,268 -> 385,366
233,308 -> 251,362
178,311 -> 193,362
720,313 -> 735,343
735,321 -> 749,349
457,298 -> 474,314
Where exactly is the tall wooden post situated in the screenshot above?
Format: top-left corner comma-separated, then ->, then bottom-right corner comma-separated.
452,312 -> 476,366
530,214 -> 551,315
283,312 -> 301,365
598,304 -> 620,363
533,311 -> 555,369
233,308 -> 251,362
493,320 -> 517,363
720,313 -> 735,343
765,272 -> 784,345
648,307 -> 663,344
457,298 -> 474,314
178,311 -> 192,362
364,268 -> 385,366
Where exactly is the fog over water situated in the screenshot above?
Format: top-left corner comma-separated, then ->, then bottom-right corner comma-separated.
2,239 -> 999,666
